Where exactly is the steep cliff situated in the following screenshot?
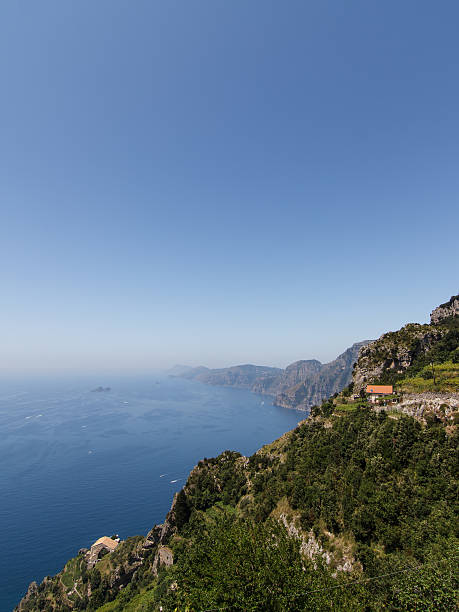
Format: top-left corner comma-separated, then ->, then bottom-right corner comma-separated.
16,295 -> 459,612
352,324 -> 445,392
274,341 -> 370,410
430,294 -> 459,324
176,343 -> 370,409
247,359 -> 324,395
353,294 -> 459,393
275,359 -> 323,390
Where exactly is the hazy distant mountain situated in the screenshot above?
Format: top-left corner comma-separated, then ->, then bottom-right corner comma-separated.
167,364 -> 206,377
274,341 -> 370,410
175,341 -> 372,410
251,359 -> 323,395
173,365 -> 211,379
176,364 -> 282,390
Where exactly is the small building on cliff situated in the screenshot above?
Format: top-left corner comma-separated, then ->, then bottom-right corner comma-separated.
366,385 -> 393,402
86,536 -> 119,568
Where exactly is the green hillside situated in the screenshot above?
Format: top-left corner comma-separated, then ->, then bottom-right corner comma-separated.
148,409 -> 458,611
16,299 -> 459,612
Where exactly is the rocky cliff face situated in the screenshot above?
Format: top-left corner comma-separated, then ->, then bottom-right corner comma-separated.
15,495 -> 182,612
430,294 -> 459,324
16,535 -> 149,612
373,391 -> 459,424
277,360 -> 323,390
274,341 -> 370,410
176,344 -> 370,409
249,360 -> 323,395
352,324 -> 446,392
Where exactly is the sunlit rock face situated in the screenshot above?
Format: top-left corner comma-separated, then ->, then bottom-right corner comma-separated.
431,294 -> 459,324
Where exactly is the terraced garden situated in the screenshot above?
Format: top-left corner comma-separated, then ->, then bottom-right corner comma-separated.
398,361 -> 459,393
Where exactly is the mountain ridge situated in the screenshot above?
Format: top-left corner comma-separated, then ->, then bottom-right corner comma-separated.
16,295 -> 459,611
172,340 -> 372,411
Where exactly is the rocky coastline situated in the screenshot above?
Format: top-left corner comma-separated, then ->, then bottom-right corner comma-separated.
173,340 -> 371,411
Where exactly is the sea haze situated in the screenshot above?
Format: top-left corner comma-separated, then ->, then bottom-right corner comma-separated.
0,374 -> 304,610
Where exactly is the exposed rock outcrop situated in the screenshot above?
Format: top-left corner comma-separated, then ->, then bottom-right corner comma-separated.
107,556 -> 143,590
270,360 -> 322,393
152,546 -> 174,576
274,342 -> 370,410
352,324 -> 445,392
177,342 -> 371,411
16,535 -> 150,611
157,491 -> 181,543
430,294 -> 459,324
376,392 -> 459,423
144,524 -> 163,548
279,513 -> 358,574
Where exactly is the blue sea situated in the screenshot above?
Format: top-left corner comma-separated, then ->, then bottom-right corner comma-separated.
0,374 -> 304,611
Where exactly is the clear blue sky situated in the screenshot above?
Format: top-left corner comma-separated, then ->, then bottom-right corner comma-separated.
1,1 -> 458,373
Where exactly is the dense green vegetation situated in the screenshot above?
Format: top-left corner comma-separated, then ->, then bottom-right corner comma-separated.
157,514 -> 457,611
21,403 -> 458,611
379,316 -> 459,388
399,360 -> 459,392
17,305 -> 459,611
92,407 -> 457,611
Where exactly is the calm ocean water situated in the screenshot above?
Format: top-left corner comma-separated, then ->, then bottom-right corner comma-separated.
0,374 -> 304,611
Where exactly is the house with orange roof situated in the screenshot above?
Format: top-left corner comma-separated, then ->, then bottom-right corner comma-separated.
366,384 -> 393,402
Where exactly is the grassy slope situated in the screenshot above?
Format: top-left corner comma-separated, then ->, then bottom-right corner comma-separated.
378,316 -> 459,387
398,360 -> 459,392
18,312 -> 459,612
